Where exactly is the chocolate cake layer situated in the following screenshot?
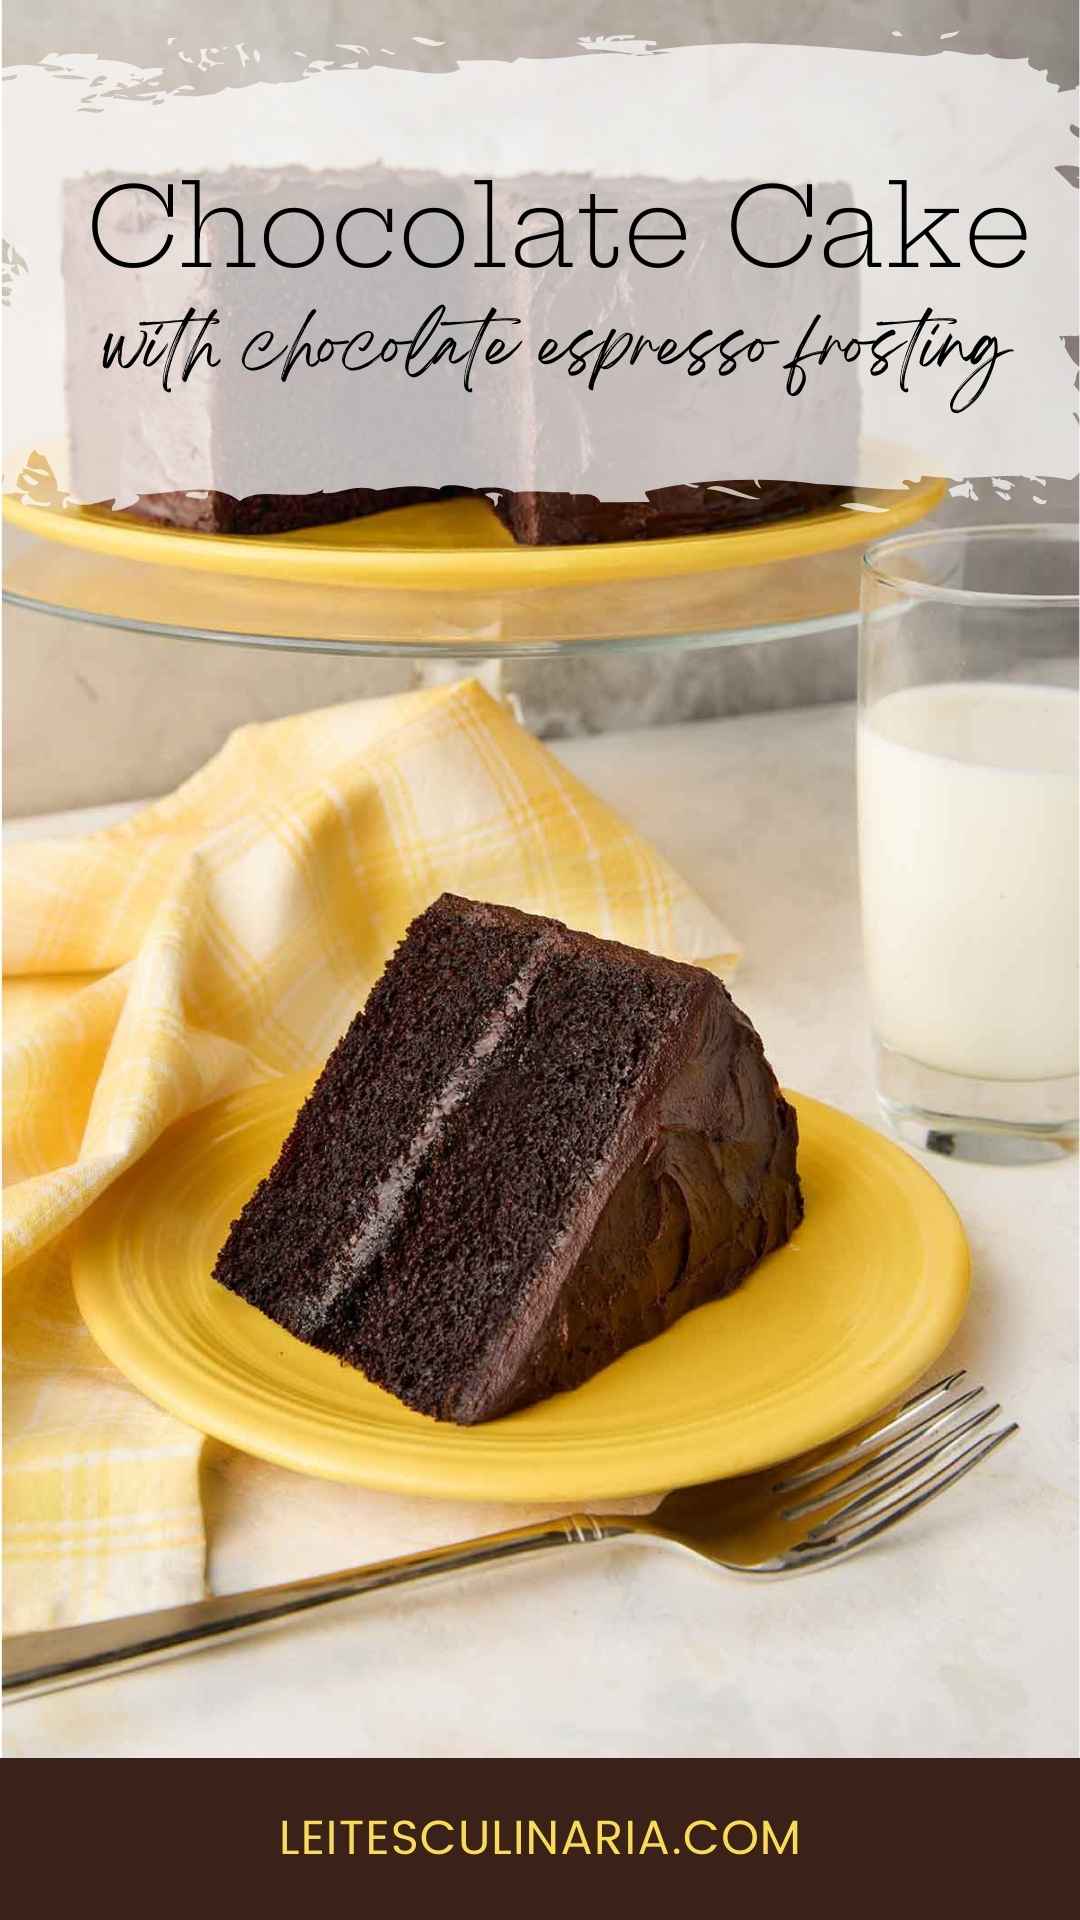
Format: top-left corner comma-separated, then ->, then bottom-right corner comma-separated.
490,480 -> 843,546
123,480 -> 841,543
214,895 -> 802,1423
124,486 -> 462,537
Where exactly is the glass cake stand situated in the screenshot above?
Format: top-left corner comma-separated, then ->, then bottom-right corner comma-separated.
3,481 -> 946,683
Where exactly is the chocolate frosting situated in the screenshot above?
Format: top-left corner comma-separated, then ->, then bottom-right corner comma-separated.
444,976 -> 802,1421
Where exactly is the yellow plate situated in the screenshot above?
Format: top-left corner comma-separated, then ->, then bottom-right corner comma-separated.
4,480 -> 946,593
72,1079 -> 969,1500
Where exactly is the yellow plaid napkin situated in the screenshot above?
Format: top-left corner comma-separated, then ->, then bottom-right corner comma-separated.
3,679 -> 738,1633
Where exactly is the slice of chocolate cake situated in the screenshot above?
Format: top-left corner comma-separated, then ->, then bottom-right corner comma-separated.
214,895 -> 802,1423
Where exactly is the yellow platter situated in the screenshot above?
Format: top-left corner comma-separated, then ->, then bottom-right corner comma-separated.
4,480 -> 946,594
71,1078 -> 970,1502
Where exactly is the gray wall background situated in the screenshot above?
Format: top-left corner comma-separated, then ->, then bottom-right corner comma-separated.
4,2 -> 1077,815
5,2 -> 1076,85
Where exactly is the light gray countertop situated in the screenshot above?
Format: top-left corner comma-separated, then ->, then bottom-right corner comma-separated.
6,699 -> 1077,1757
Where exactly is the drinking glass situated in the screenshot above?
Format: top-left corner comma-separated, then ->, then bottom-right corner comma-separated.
858,524 -> 1078,1163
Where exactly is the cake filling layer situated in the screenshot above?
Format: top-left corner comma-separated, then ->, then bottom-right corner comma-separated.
293,935 -> 552,1337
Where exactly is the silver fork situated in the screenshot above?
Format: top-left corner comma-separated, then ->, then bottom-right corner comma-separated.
3,1371 -> 1015,1704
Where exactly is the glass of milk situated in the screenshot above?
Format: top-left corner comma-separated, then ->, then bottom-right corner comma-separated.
858,525 -> 1078,1162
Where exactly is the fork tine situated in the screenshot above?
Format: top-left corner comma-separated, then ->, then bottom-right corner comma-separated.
789,1424 -> 1019,1563
782,1394 -> 997,1523
772,1370 -> 971,1496
800,1404 -> 1002,1536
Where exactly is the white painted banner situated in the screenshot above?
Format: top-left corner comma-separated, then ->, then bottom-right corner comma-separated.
4,44 -> 1076,500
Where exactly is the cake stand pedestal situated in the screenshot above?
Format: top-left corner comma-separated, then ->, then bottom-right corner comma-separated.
3,481 -> 945,685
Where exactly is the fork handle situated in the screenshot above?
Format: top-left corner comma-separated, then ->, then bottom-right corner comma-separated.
3,1514 -> 631,1704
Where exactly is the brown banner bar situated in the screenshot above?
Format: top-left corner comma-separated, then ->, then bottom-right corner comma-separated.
1,1757 -> 1072,1903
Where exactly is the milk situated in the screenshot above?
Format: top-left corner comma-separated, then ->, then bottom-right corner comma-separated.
858,681 -> 1079,1082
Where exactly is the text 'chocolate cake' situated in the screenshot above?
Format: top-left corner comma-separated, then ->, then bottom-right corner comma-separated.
214,895 -> 803,1423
